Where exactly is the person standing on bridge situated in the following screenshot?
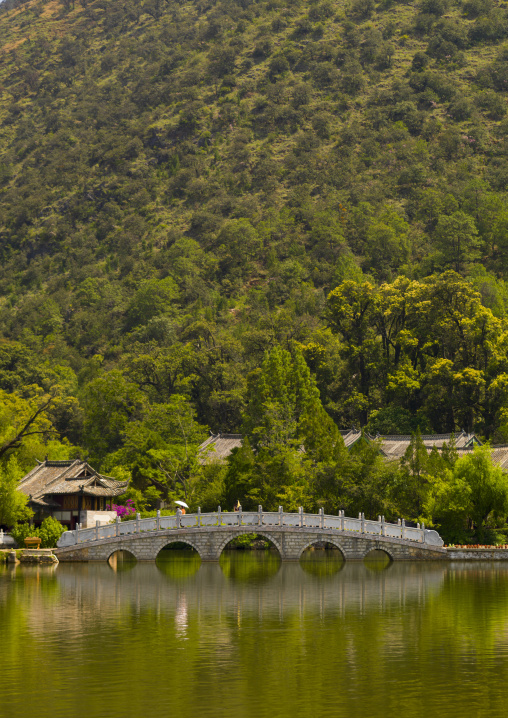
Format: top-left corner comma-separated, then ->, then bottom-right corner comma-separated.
234,501 -> 241,512
175,500 -> 188,515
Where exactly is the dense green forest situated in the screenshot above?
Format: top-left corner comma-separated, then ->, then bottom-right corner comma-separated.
0,0 -> 508,539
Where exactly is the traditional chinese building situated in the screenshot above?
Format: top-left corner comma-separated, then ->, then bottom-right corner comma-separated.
198,430 -> 482,464
18,459 -> 129,529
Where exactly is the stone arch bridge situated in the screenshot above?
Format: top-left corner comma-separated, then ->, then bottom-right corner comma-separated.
55,508 -> 446,562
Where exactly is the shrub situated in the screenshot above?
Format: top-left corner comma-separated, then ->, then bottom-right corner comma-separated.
418,0 -> 448,14
11,517 -> 66,548
107,499 -> 136,518
39,517 -> 66,548
462,0 -> 492,18
411,51 -> 430,72
308,1 -> 335,20
350,0 -> 375,20
469,10 -> 508,43
475,90 -> 506,119
253,38 -> 273,58
268,55 -> 290,79
448,97 -> 474,121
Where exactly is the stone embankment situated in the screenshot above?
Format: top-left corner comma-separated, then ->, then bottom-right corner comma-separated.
0,549 -> 59,565
447,548 -> 508,560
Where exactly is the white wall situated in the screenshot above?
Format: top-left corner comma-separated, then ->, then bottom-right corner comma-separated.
79,510 -> 117,528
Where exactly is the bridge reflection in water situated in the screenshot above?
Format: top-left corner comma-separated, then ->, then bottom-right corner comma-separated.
44,553 -> 448,624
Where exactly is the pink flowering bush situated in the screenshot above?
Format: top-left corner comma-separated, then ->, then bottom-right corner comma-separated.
106,499 -> 136,518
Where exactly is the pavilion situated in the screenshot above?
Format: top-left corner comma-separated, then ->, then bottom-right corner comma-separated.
17,459 -> 129,529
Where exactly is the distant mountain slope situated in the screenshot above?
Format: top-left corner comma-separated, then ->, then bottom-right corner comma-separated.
0,0 -> 507,445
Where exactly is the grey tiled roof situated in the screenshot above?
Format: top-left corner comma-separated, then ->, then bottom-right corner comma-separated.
378,432 -> 479,458
447,445 -> 508,470
340,429 -> 362,447
199,429 -> 364,463
489,446 -> 508,470
18,460 -> 129,502
198,434 -> 244,464
197,429 -> 484,466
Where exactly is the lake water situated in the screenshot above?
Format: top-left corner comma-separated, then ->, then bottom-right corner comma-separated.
1,550 -> 508,718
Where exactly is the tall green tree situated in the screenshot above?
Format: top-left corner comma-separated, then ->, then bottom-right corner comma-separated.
0,457 -> 32,529
393,430 -> 431,519
426,445 -> 508,542
434,211 -> 481,274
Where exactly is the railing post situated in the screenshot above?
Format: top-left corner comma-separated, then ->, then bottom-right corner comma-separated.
279,506 -> 283,527
177,508 -> 181,529
198,506 -> 201,528
361,512 -> 365,533
115,516 -> 120,537
95,520 -> 100,542
340,510 -> 345,531
401,518 -> 405,540
75,525 -> 80,544
258,505 -> 262,526
217,505 -> 221,527
320,508 -> 324,530
238,505 -> 242,527
156,509 -> 161,531
299,507 -> 304,528
422,522 -> 426,543
381,516 -> 385,536
136,513 -> 140,533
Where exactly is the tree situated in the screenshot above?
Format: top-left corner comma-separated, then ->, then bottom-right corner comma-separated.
0,394 -> 54,461
394,430 -> 431,519
315,436 -> 398,518
244,346 -> 342,462
224,347 -> 343,511
428,445 -> 508,542
0,457 -> 32,529
108,395 -> 207,506
82,371 -> 146,463
434,211 -> 481,273
125,277 -> 179,330
0,390 -> 70,471
327,281 -> 379,424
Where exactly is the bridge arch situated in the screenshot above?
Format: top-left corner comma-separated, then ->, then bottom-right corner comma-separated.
216,531 -> 284,559
107,548 -> 139,566
155,538 -> 204,560
297,538 -> 346,561
362,546 -> 394,564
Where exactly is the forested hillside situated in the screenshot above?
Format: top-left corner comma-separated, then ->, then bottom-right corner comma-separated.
0,0 -> 508,533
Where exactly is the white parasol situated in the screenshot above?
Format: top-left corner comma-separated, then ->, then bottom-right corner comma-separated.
174,500 -> 189,509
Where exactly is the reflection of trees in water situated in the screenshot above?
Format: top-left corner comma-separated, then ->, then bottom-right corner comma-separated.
220,550 -> 281,584
363,549 -> 392,571
156,549 -> 201,580
46,559 -> 450,630
300,547 -> 345,577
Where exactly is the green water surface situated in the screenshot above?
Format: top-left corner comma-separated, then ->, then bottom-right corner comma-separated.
1,550 -> 507,718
